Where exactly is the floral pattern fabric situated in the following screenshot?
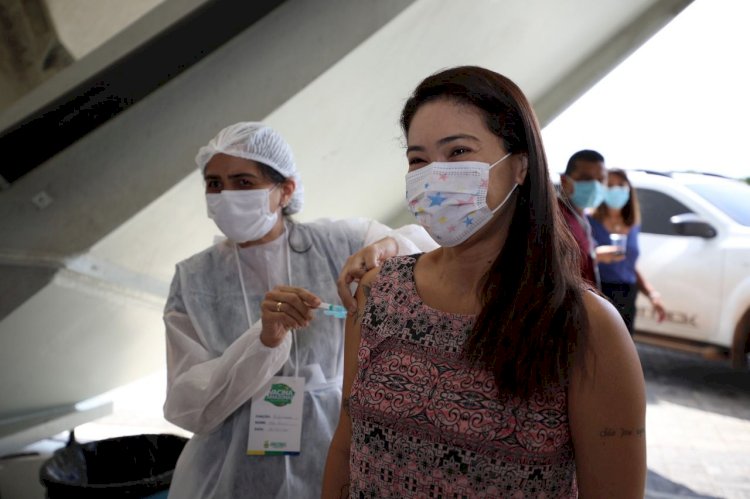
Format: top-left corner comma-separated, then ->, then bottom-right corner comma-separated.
349,255 -> 577,498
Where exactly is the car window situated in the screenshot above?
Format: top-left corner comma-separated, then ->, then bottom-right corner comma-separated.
684,180 -> 750,227
637,188 -> 693,235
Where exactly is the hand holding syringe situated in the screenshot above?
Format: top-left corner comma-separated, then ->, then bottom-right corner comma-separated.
317,302 -> 347,319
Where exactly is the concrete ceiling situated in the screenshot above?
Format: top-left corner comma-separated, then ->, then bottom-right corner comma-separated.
0,0 -> 693,444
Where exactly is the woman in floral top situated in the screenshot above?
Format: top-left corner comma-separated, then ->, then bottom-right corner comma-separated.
323,66 -> 646,498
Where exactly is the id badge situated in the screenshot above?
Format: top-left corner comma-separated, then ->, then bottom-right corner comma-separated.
247,376 -> 304,456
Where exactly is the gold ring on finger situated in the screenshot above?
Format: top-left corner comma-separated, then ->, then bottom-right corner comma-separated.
276,301 -> 283,312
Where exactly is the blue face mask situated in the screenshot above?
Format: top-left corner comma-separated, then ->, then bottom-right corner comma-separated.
604,186 -> 630,210
570,179 -> 606,209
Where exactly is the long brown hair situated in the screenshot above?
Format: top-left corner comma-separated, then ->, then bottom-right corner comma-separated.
593,168 -> 641,227
401,66 -> 588,397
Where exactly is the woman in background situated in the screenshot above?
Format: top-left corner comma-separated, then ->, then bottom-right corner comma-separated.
589,168 -> 666,334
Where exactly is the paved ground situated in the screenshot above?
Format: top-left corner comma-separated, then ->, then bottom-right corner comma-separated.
3,343 -> 748,498
639,343 -> 750,499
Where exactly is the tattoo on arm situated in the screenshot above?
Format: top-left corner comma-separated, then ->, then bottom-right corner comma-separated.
599,427 -> 646,438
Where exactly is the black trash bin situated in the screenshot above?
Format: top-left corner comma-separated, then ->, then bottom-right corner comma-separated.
39,433 -> 188,499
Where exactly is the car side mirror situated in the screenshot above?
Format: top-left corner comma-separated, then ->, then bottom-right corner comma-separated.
670,213 -> 717,238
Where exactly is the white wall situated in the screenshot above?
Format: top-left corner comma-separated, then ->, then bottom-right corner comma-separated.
0,0 -> 691,426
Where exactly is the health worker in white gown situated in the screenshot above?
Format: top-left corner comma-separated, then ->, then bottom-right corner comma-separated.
163,122 -> 436,498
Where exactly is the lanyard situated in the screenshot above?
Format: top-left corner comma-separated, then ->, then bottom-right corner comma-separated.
233,233 -> 299,378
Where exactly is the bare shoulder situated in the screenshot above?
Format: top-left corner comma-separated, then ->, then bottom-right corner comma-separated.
358,265 -> 382,289
580,290 -> 637,361
582,290 -> 621,328
572,290 -> 646,398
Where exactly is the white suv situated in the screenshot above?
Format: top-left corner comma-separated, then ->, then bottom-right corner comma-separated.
626,170 -> 750,368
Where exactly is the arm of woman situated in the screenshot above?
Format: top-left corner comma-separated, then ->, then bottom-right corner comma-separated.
163,274 -> 313,434
635,268 -> 666,322
569,291 -> 647,498
322,268 -> 377,498
337,219 -> 437,312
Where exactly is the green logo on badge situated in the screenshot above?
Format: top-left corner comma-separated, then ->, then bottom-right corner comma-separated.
264,383 -> 295,407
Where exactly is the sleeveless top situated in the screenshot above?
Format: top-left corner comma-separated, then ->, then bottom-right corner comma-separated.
349,255 -> 577,498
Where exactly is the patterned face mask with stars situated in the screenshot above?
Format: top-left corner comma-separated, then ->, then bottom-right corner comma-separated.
404,152 -> 516,247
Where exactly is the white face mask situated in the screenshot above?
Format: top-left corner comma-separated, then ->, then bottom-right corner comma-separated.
206,187 -> 279,243
405,153 -> 516,247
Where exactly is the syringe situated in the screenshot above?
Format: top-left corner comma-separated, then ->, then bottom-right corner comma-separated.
317,302 -> 348,319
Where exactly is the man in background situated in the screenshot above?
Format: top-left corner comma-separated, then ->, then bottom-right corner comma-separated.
558,149 -> 608,288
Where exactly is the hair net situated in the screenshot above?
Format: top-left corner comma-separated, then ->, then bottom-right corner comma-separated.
196,122 -> 304,214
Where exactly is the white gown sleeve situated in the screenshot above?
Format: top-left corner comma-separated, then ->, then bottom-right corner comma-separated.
362,219 -> 438,254
163,308 -> 292,435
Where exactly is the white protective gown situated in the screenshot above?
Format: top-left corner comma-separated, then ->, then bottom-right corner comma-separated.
163,218 -> 434,498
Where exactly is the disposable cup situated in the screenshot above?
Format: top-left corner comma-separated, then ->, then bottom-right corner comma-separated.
610,233 -> 627,256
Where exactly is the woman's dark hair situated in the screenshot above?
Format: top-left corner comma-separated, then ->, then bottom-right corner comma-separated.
593,168 -> 641,227
256,162 -> 311,253
400,66 -> 588,397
